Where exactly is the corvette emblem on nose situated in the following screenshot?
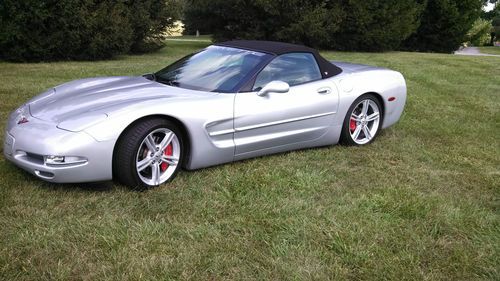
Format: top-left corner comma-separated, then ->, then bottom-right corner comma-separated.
17,116 -> 29,124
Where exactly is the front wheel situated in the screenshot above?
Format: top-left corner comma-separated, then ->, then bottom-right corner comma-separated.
340,94 -> 382,146
113,118 -> 184,189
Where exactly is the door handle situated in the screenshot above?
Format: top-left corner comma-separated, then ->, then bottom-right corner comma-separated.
317,88 -> 331,95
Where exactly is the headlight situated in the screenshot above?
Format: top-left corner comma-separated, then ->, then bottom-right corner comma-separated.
44,155 -> 88,166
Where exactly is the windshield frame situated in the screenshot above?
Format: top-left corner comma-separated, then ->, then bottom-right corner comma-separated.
154,46 -> 273,93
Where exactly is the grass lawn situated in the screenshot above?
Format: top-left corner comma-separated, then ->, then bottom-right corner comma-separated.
479,46 -> 500,55
166,35 -> 212,41
0,41 -> 499,280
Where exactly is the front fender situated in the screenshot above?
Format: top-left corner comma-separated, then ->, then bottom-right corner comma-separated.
83,94 -> 237,170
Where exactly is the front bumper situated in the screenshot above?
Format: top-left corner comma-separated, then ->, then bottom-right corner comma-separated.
3,117 -> 115,183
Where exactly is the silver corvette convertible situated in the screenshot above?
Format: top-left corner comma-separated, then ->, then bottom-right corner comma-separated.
4,41 -> 406,188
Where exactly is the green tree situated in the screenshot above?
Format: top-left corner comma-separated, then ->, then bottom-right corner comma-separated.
0,0 -> 180,62
127,0 -> 181,53
183,0 -> 424,51
483,1 -> 499,24
328,0 -> 425,51
465,18 -> 493,45
403,0 -> 484,53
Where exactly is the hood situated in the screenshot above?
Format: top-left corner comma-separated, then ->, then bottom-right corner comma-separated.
28,76 -> 203,124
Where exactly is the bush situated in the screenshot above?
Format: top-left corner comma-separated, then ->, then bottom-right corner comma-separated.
493,16 -> 500,37
183,0 -> 319,42
0,0 -> 180,62
182,0 -> 424,51
403,0 -> 484,53
275,3 -> 344,48
465,18 -> 493,46
327,0 -> 425,52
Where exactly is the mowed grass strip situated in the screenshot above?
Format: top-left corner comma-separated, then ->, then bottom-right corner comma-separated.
0,41 -> 499,280
478,46 -> 500,56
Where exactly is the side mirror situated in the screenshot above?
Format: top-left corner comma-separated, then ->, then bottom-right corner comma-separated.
257,81 -> 290,96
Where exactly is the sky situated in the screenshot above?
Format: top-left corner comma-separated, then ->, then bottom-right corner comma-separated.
484,2 -> 496,11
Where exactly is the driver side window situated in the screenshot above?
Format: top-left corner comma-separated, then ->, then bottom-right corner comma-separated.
253,53 -> 322,91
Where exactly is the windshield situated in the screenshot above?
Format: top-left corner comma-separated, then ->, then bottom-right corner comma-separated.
155,46 -> 271,93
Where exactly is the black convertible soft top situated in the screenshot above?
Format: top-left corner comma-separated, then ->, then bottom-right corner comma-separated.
216,40 -> 342,78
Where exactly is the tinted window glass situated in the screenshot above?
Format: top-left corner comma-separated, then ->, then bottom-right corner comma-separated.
155,46 -> 271,92
253,53 -> 322,91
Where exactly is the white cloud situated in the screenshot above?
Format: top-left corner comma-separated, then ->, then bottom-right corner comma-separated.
484,3 -> 496,12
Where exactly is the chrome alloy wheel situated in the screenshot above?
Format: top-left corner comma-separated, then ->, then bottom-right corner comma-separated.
135,128 -> 180,186
349,99 -> 381,145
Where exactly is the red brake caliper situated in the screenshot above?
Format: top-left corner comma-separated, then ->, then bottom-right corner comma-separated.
350,118 -> 357,132
161,144 -> 173,172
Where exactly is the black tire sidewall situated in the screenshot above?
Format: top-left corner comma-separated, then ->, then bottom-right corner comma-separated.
114,118 -> 184,189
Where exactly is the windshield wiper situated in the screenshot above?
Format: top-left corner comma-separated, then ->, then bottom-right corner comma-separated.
166,80 -> 180,87
142,73 -> 156,81
156,76 -> 180,87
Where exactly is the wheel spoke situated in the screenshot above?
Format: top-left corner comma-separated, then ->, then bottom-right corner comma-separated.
137,157 -> 152,172
159,132 -> 174,151
151,163 -> 161,185
135,127 -> 181,186
351,113 -> 362,122
352,126 -> 362,140
366,112 -> 380,122
361,100 -> 370,115
161,155 -> 178,166
145,135 -> 157,152
363,126 -> 372,140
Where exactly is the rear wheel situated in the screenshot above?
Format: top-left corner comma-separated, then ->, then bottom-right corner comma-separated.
113,118 -> 183,189
340,94 -> 382,146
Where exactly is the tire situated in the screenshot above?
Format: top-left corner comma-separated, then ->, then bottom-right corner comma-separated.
340,94 -> 383,146
113,118 -> 184,189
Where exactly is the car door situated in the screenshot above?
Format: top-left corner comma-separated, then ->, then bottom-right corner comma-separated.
233,52 -> 339,156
